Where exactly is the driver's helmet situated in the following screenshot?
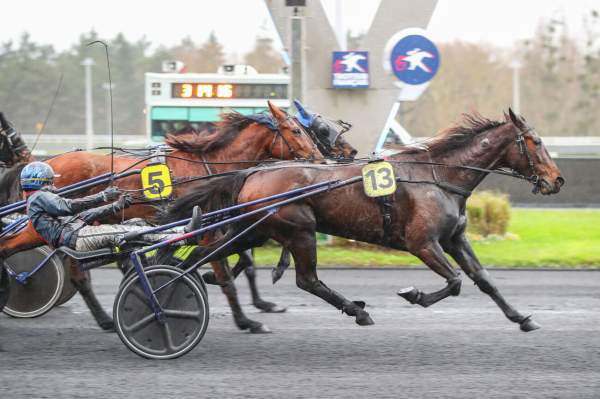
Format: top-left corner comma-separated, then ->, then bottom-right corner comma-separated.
20,162 -> 57,191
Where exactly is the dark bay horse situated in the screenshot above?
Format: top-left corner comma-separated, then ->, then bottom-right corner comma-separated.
0,102 -> 323,332
0,112 -> 34,203
164,109 -> 564,331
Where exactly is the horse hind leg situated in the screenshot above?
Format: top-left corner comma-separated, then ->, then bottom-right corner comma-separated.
398,241 -> 462,308
237,249 -> 286,313
289,231 -> 373,326
212,259 -> 271,334
69,261 -> 114,331
271,247 -> 292,284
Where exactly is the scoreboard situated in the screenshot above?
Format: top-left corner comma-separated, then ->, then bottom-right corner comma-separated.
145,71 -> 290,141
172,83 -> 287,99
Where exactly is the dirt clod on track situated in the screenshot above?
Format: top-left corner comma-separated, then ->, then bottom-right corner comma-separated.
0,268 -> 599,398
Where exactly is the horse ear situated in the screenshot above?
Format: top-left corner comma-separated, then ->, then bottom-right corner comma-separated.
508,107 -> 522,127
503,111 -> 510,121
268,100 -> 286,121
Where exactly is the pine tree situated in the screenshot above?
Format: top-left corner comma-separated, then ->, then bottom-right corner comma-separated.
244,36 -> 284,73
197,32 -> 225,72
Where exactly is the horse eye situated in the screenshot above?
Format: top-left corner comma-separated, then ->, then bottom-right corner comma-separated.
292,128 -> 302,136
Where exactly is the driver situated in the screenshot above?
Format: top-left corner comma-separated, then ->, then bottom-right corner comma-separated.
21,162 -> 201,252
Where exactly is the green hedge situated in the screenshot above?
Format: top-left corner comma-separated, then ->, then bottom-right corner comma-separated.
466,191 -> 511,237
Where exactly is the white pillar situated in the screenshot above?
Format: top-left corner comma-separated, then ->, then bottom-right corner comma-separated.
81,57 -> 95,149
511,60 -> 522,114
335,0 -> 346,50
102,82 -> 115,138
290,11 -> 305,102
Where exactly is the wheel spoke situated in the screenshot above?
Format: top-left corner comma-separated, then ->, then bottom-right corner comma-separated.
122,313 -> 156,334
160,322 -> 176,352
163,309 -> 202,320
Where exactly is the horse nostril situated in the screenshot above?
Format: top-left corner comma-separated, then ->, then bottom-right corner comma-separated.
556,176 -> 565,187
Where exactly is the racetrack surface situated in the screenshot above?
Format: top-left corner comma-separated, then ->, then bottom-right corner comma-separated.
1,268 -> 599,398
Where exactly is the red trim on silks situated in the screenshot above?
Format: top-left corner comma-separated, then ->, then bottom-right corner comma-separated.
28,221 -> 49,245
23,190 -> 37,199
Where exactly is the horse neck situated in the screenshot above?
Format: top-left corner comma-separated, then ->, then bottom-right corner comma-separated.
180,127 -> 272,173
426,124 -> 515,192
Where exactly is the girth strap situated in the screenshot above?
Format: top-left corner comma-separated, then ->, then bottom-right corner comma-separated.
376,194 -> 394,246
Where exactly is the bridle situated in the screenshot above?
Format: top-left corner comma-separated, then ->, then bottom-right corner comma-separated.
268,115 -> 319,160
0,123 -> 30,167
514,125 -> 542,193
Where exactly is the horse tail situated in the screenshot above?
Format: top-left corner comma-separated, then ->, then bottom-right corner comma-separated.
160,170 -> 251,224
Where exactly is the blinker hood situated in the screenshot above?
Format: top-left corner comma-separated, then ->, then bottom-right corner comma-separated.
293,99 -> 316,128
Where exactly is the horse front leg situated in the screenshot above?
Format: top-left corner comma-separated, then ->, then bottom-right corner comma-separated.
69,260 -> 114,331
447,233 -> 540,332
236,249 -> 286,313
211,259 -> 271,334
398,240 -> 462,307
271,247 -> 292,284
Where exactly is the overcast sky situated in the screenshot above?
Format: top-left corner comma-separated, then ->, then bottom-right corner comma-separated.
2,0 -> 598,56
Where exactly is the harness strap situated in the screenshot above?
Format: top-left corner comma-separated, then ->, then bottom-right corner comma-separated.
376,195 -> 394,245
200,153 -> 213,176
434,182 -> 472,197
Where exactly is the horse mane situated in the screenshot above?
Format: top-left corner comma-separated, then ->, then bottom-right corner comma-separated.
164,112 -> 264,154
402,112 -> 507,155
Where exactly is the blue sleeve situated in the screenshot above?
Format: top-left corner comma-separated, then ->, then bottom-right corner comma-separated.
31,191 -> 77,216
33,189 -> 110,215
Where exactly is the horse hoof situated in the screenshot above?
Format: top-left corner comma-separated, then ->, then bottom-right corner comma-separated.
397,287 -> 420,304
249,324 -> 272,334
271,268 -> 284,284
254,300 -> 287,313
352,300 -> 366,309
201,271 -> 218,285
99,320 -> 115,332
520,316 -> 541,332
355,312 -> 374,326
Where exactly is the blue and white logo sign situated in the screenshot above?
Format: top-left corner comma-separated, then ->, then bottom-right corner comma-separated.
385,29 -> 440,86
332,51 -> 369,88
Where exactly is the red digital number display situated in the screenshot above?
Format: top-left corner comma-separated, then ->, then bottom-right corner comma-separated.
173,83 -> 233,99
172,83 -> 287,99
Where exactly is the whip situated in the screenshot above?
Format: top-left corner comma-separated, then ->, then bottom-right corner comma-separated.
87,40 -> 115,184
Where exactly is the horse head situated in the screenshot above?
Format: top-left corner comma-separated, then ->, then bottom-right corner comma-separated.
0,113 -> 31,167
501,108 -> 564,195
293,100 -> 357,160
266,101 -> 323,161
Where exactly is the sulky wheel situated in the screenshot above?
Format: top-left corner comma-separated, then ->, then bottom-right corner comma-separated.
114,265 -> 209,360
3,247 -> 64,318
54,254 -> 87,307
0,265 -> 10,311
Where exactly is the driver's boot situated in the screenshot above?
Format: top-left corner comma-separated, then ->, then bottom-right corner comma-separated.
184,206 -> 203,244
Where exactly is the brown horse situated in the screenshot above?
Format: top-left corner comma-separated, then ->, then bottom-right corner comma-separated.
0,102 -> 323,331
164,109 -> 564,331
